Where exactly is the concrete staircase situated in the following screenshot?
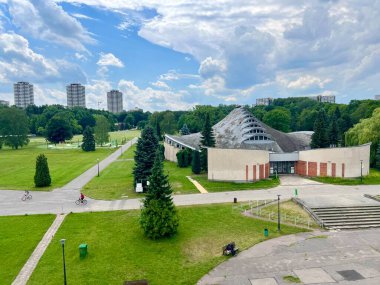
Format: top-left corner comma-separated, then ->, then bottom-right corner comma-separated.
310,205 -> 380,230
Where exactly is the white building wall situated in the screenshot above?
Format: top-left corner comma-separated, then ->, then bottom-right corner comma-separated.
208,148 -> 270,181
298,144 -> 370,178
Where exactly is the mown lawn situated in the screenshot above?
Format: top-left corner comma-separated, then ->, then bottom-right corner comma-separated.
83,148 -> 198,200
28,205 -> 306,285
192,175 -> 280,192
255,200 -> 318,228
311,168 -> 380,185
0,131 -> 140,191
0,215 -> 55,284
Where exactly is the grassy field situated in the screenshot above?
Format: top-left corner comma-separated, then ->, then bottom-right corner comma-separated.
193,175 -> 280,192
83,147 -> 198,200
253,200 -> 318,228
0,215 -> 55,284
28,205 -> 306,285
0,131 -> 140,191
72,130 -> 140,146
311,168 -> 380,185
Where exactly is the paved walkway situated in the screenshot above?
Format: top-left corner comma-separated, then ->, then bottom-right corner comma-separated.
1,182 -> 380,216
187,176 -> 208,193
12,214 -> 67,285
198,228 -> 380,284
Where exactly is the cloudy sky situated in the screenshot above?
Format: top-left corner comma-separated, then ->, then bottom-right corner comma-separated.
0,0 -> 379,111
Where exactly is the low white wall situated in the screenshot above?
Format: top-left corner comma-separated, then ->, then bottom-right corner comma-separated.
164,142 -> 179,162
208,148 -> 270,181
298,144 -> 370,178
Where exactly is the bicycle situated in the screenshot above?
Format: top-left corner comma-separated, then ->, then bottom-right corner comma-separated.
21,192 -> 32,201
75,198 -> 88,205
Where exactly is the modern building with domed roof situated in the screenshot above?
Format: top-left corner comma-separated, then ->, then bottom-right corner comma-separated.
164,107 -> 370,181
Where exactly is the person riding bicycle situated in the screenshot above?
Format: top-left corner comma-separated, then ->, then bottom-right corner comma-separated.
80,193 -> 85,203
25,190 -> 29,195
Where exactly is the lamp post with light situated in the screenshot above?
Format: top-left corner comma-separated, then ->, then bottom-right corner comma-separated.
277,194 -> 281,232
360,160 -> 363,183
60,239 -> 67,285
97,158 -> 100,177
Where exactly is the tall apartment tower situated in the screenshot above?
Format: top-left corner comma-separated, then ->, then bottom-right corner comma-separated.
67,83 -> 86,108
14,82 -> 34,108
107,90 -> 123,113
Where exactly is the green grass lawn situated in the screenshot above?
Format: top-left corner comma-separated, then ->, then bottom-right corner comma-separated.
311,168 -> 380,185
192,175 -> 280,192
83,149 -> 198,200
254,200 -> 318,228
28,205 -> 306,285
71,129 -> 140,145
0,215 -> 55,284
0,147 -> 115,190
0,131 -> 140,191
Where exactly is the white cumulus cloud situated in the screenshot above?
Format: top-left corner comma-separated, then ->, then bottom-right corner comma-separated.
97,52 -> 124,68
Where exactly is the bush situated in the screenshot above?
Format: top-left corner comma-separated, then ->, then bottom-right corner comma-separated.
34,154 -> 51,187
176,148 -> 192,168
192,150 -> 201,174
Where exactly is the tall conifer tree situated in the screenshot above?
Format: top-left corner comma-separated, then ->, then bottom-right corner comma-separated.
376,144 -> 380,170
140,149 -> 179,239
34,154 -> 51,187
82,126 -> 95,151
200,113 -> 215,171
133,126 -> 159,191
311,109 -> 329,148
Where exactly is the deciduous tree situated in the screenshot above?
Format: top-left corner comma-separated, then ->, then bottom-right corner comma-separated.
94,115 -> 110,146
82,126 -> 95,151
0,107 -> 29,149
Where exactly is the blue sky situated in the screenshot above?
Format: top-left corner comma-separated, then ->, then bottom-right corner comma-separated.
0,0 -> 380,111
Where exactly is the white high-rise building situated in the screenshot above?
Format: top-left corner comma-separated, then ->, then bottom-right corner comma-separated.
255,97 -> 273,106
311,94 -> 336,103
67,83 -> 86,108
14,82 -> 34,108
107,90 -> 123,113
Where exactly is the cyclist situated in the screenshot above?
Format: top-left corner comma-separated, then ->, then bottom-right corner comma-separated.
80,192 -> 85,203
25,190 -> 29,195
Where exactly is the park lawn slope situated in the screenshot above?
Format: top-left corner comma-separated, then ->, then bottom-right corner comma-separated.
83,148 -> 198,200
0,215 -> 55,284
28,205 -> 306,285
0,147 -> 114,190
193,175 -> 280,192
310,168 -> 380,185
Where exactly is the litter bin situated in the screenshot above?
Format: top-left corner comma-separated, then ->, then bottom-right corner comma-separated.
233,197 -> 237,203
79,244 -> 88,258
264,228 -> 268,237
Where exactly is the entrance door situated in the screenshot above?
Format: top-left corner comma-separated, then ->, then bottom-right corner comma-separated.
270,161 -> 295,174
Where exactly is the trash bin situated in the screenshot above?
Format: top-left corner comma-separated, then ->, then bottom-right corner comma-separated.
264,228 -> 268,237
233,197 -> 237,203
79,244 -> 87,258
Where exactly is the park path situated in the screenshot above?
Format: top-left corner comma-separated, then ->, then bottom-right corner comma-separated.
187,176 -> 208,193
12,214 -> 67,285
59,138 -> 137,191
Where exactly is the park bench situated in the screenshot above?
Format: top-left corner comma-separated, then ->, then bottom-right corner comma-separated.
222,242 -> 239,256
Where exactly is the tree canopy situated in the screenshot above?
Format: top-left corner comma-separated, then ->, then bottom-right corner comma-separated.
0,107 -> 29,149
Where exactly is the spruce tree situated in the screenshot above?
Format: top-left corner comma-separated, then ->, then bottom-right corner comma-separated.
376,144 -> 380,170
34,154 -> 51,187
140,149 -> 179,239
133,126 -> 159,191
328,115 -> 339,147
191,150 -> 201,174
311,109 -> 329,149
200,113 -> 215,171
155,120 -> 162,141
180,124 -> 190,135
82,126 -> 95,151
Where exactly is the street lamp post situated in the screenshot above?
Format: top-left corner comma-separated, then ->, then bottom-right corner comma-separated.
97,158 -> 100,177
360,160 -> 363,183
277,195 -> 281,232
60,239 -> 67,285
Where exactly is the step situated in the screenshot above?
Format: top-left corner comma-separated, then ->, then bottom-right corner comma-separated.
323,221 -> 380,226
327,224 -> 380,230
311,206 -> 380,211
318,213 -> 380,219
313,209 -> 380,214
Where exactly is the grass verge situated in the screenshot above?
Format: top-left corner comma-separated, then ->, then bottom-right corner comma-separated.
310,168 -> 380,185
83,149 -> 198,200
0,215 -> 55,284
28,205 -> 306,285
192,175 -> 280,192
